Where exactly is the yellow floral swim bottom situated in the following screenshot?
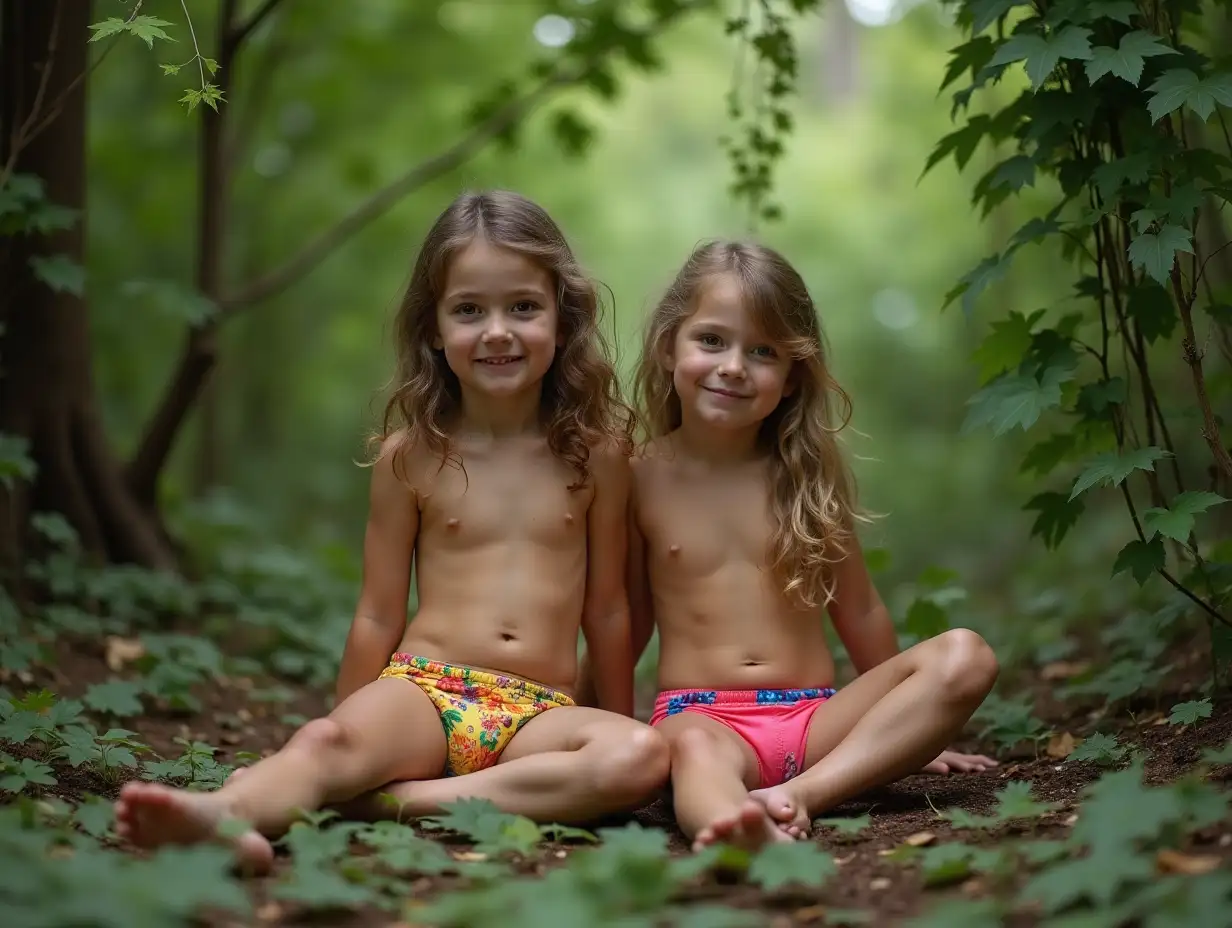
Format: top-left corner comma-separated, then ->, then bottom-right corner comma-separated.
379,653 -> 575,776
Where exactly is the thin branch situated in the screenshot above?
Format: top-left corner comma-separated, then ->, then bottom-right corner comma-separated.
2,0 -> 141,188
220,64 -> 584,312
1170,263 -> 1232,481
0,0 -> 62,188
230,0 -> 287,48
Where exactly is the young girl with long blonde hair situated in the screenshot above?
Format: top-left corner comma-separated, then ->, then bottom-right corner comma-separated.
588,240 -> 998,850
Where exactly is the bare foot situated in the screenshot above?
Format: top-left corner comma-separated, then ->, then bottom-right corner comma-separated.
750,785 -> 812,839
692,799 -> 793,853
114,781 -> 274,875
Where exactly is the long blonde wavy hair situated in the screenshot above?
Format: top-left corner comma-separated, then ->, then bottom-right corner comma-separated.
376,190 -> 631,488
635,240 -> 863,608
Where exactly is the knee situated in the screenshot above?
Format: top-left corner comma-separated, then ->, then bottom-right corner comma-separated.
935,628 -> 999,703
290,717 -> 351,755
667,724 -> 724,763
593,725 -> 670,801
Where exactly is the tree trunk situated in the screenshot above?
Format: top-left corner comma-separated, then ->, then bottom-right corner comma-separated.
0,0 -> 176,577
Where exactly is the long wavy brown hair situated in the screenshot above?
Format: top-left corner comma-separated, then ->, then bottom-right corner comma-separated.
635,240 -> 865,608
375,190 -> 631,488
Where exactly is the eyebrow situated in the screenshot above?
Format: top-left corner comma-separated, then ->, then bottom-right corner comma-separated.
443,287 -> 550,302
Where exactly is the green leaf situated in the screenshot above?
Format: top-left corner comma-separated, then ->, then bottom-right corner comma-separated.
127,15 -> 176,49
1069,447 -> 1170,499
538,823 -> 599,843
1020,846 -> 1151,914
1142,491 -> 1228,542
1128,225 -> 1193,285
1126,281 -> 1177,343
972,310 -> 1043,383
989,26 -> 1094,91
54,725 -> 101,767
963,362 -> 1073,437
904,899 -> 1004,928
159,63 -> 182,76
1202,740 -> 1232,765
747,841 -> 837,891
1020,433 -> 1077,477
989,154 -> 1035,191
1026,489 -> 1086,547
87,18 -> 130,42
816,813 -> 871,836
1085,31 -> 1177,86
75,793 -> 116,837
1112,537 -> 1166,584
1067,732 -> 1128,766
967,0 -> 1029,34
924,115 -> 991,177
904,598 -> 950,639
29,254 -> 85,295
1168,698 -> 1212,725
1085,0 -> 1140,24
943,251 -> 1012,317
0,434 -> 36,488
83,680 -> 145,717
1147,69 -> 1232,122
940,36 -> 997,92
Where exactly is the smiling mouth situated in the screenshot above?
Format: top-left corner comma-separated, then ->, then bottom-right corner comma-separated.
703,385 -> 751,399
477,356 -> 524,366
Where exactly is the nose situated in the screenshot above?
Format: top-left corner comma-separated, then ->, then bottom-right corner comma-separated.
481,313 -> 512,343
717,352 -> 747,379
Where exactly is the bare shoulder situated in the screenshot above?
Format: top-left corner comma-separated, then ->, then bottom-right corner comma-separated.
588,434 -> 632,484
633,434 -> 678,480
370,429 -> 429,502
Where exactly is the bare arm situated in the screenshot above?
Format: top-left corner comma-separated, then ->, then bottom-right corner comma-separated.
578,442 -> 635,717
627,498 -> 655,666
827,535 -> 900,677
335,435 -> 418,704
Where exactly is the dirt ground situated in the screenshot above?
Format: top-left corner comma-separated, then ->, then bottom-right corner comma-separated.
5,632 -> 1231,927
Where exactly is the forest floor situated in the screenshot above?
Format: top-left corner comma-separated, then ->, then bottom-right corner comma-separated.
2,628 -> 1231,927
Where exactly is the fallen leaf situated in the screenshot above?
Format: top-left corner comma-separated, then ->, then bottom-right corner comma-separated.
554,849 -> 566,859
452,851 -> 487,862
835,853 -> 856,865
793,905 -> 827,923
904,831 -> 936,847
1041,660 -> 1089,681
1152,716 -> 1169,726
1156,849 -> 1220,875
1220,834 -> 1231,848
105,636 -> 145,671
256,902 -> 283,921
1064,814 -> 1078,827
1046,732 -> 1077,759
870,877 -> 892,891
961,877 -> 985,897
237,708 -> 253,722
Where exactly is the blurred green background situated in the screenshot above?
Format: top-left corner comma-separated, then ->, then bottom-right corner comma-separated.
81,0 -> 1163,679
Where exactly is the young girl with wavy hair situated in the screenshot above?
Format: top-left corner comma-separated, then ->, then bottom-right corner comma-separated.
115,190 -> 667,872
591,240 -> 999,851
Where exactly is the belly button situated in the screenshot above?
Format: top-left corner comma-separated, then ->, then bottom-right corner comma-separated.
500,633 -> 516,642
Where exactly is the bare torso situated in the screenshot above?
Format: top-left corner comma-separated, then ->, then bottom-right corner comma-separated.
396,433 -> 591,694
634,438 -> 835,692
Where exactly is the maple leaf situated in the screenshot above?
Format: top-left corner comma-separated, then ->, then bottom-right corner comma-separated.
1168,698 -> 1212,726
1085,31 -> 1177,86
747,842 -> 837,891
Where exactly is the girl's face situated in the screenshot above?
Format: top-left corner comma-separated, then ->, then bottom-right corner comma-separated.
434,237 -> 560,401
666,273 -> 794,433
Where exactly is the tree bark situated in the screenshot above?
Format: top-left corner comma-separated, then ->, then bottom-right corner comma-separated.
0,0 -> 176,577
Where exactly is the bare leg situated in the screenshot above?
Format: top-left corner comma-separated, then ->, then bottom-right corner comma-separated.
751,628 -> 998,836
114,678 -> 447,873
349,707 -> 669,825
657,715 -> 792,852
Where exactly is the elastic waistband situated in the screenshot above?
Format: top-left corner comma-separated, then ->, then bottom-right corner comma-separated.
386,653 -> 574,706
654,686 -> 836,708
